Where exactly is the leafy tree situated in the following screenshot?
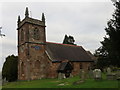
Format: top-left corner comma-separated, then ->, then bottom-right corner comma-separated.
63,35 -> 76,45
95,0 -> 120,68
2,55 -> 18,82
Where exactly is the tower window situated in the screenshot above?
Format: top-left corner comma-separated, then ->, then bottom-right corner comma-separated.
21,29 -> 24,41
33,28 -> 40,40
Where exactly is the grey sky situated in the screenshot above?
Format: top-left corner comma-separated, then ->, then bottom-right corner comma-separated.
0,1 -> 114,71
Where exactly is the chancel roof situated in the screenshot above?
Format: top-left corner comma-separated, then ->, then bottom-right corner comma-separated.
46,42 -> 94,62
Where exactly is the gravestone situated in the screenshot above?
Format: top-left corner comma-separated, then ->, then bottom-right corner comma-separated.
58,73 -> 62,79
81,70 -> 86,81
73,69 -> 85,85
2,78 -> 8,85
106,67 -> 117,80
103,68 -> 106,73
117,69 -> 120,78
58,73 -> 65,79
70,73 -> 73,77
88,69 -> 94,79
107,73 -> 116,80
93,69 -> 102,80
107,67 -> 111,75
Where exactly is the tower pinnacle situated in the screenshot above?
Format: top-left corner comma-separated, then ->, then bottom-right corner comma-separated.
42,13 -> 45,22
25,7 -> 29,17
17,15 -> 21,26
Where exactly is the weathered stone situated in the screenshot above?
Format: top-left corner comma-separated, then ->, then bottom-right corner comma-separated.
81,69 -> 86,81
117,69 -> 120,78
103,68 -> 107,73
88,69 -> 94,79
93,69 -> 102,80
107,67 -> 111,75
58,73 -> 65,79
107,73 -> 117,80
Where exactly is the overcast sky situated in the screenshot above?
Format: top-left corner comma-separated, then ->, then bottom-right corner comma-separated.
0,0 -> 114,71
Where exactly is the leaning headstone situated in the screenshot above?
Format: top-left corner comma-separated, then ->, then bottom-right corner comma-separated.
107,67 -> 111,75
93,69 -> 102,80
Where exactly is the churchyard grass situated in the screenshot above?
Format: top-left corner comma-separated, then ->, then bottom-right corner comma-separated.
2,74 -> 118,88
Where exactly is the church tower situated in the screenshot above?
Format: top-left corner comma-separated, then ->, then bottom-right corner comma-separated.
17,7 -> 47,80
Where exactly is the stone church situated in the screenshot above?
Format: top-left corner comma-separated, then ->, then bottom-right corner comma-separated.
17,7 -> 94,80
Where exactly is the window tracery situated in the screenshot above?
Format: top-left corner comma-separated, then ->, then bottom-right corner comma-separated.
33,28 -> 40,40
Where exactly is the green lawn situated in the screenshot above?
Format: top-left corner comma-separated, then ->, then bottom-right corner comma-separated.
2,74 -> 119,88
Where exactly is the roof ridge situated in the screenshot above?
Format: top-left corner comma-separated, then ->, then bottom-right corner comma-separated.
46,42 -> 81,47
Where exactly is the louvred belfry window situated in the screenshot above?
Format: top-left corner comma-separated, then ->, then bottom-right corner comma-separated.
33,28 -> 40,40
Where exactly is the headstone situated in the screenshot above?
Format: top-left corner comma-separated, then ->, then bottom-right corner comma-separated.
58,73 -> 62,79
103,68 -> 106,73
58,73 -> 65,79
107,73 -> 117,80
117,69 -> 120,78
107,67 -> 111,75
93,69 -> 102,80
2,78 -> 8,85
106,67 -> 117,80
81,69 -> 86,81
63,74 -> 66,79
88,69 -> 94,79
70,73 -> 73,77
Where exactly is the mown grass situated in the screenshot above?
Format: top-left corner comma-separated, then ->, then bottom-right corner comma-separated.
2,74 -> 119,88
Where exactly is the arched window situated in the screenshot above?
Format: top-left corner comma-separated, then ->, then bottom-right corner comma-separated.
21,29 -> 24,41
33,28 -> 40,40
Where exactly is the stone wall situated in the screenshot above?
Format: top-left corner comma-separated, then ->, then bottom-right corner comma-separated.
71,62 -> 91,76
47,62 -> 60,78
18,21 -> 46,80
